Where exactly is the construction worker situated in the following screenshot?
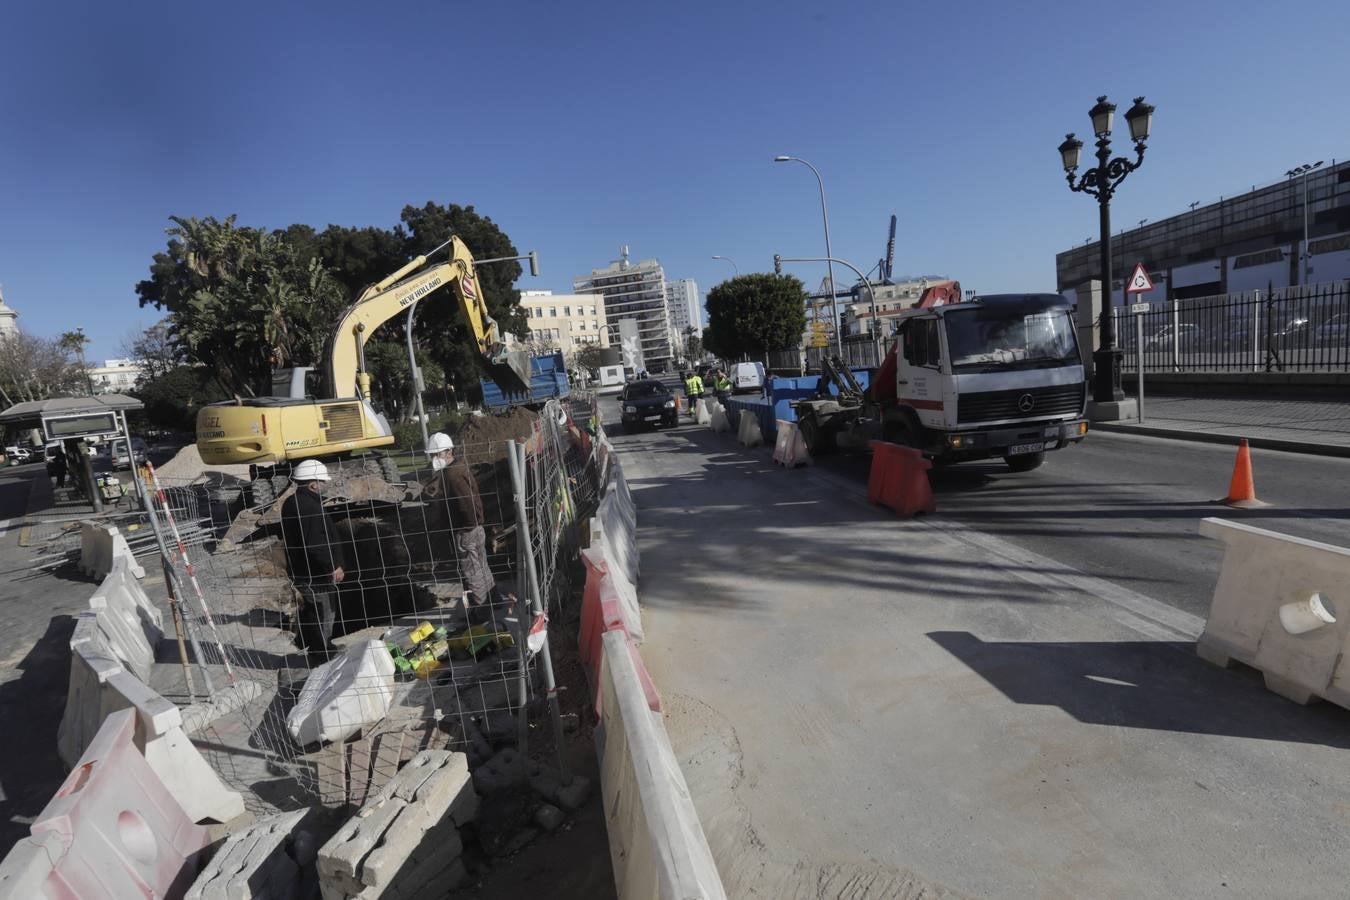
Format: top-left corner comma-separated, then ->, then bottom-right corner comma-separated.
423,432 -> 498,622
713,369 -> 731,405
280,459 -> 346,661
683,370 -> 704,416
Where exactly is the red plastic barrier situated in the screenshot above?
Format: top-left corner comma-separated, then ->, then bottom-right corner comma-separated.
31,708 -> 209,899
867,441 -> 936,517
578,548 -> 660,719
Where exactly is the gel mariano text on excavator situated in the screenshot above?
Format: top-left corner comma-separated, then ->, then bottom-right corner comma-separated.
195,235 -> 532,504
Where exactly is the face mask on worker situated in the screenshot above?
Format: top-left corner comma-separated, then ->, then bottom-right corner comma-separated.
431,455 -> 448,472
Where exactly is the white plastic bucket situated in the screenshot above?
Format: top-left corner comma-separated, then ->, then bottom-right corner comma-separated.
1278,592 -> 1336,635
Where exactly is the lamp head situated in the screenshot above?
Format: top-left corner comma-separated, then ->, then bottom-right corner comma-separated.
773,155 -> 792,162
1089,95 -> 1116,138
1058,133 -> 1084,172
1124,96 -> 1154,143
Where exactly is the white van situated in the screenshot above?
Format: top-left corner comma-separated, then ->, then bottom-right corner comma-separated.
730,362 -> 766,394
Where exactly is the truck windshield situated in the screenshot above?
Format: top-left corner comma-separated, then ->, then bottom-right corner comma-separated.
944,308 -> 1079,371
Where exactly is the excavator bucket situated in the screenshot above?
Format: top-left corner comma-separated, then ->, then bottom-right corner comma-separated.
485,347 -> 533,395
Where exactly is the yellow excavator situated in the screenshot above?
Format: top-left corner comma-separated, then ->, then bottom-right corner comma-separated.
195,236 -> 531,504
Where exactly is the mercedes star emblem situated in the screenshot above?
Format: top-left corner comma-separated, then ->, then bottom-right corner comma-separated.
1017,393 -> 1036,413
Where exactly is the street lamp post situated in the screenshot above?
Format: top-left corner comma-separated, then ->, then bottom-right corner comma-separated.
1058,95 -> 1155,404
711,255 -> 739,276
774,155 -> 842,355
1286,161 -> 1323,285
774,253 -> 880,365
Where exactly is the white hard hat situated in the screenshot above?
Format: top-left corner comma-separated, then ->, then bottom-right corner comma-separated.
426,432 -> 454,454
292,459 -> 330,482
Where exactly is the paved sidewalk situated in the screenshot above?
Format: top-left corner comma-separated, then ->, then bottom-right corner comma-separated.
1096,395 -> 1350,455
614,423 -> 1350,899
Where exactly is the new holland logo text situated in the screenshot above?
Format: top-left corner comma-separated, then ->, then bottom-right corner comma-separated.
398,275 -> 444,308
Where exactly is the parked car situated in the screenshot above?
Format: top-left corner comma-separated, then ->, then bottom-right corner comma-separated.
1270,317 -> 1313,347
3,446 -> 33,464
109,437 -> 149,469
618,379 -> 678,432
1142,322 -> 1201,350
1314,313 -> 1348,346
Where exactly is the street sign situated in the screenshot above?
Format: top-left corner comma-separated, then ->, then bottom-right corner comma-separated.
1130,301 -> 1151,314
1126,262 -> 1154,294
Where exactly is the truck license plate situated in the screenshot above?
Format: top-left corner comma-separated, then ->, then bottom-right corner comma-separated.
1008,442 -> 1045,455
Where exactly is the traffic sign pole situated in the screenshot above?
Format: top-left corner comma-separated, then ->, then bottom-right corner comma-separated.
1125,262 -> 1153,423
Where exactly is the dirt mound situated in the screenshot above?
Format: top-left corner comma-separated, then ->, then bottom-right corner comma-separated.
454,408 -> 538,462
155,442 -> 252,483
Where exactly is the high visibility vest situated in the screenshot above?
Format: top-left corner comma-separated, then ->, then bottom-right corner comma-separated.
685,376 -> 703,394
715,377 -> 731,392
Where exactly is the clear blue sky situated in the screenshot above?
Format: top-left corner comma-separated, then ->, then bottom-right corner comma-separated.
3,0 -> 1348,361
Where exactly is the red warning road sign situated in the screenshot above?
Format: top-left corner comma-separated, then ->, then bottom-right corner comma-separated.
1126,262 -> 1154,294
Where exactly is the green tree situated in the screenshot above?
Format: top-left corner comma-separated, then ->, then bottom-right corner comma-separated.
131,364 -> 228,431
0,333 -> 87,405
704,274 -> 807,360
574,344 -> 606,375
135,216 -> 349,397
683,327 -> 703,362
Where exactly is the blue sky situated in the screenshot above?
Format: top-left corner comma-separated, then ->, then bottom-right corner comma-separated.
3,0 -> 1348,361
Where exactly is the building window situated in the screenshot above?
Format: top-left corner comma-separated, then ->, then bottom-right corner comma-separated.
1233,248 -> 1284,269
549,307 -> 557,317
564,306 -> 571,317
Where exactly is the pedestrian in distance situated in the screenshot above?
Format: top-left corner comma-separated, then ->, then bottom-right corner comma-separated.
423,431 -> 503,624
713,368 -> 731,406
48,444 -> 67,488
280,459 -> 346,662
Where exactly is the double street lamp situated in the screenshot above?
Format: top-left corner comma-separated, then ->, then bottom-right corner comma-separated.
1286,160 -> 1323,285
774,253 -> 880,364
774,155 -> 842,354
1058,95 -> 1155,403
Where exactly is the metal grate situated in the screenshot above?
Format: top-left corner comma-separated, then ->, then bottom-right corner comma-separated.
956,384 -> 1085,424
321,403 -> 364,442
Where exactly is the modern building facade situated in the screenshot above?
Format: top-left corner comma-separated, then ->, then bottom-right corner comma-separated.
573,249 -> 672,371
665,278 -> 701,334
518,290 -> 609,354
89,358 -> 144,393
1056,159 -> 1350,308
840,277 -> 950,338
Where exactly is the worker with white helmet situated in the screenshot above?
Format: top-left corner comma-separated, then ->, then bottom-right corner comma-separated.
423,432 -> 497,619
279,459 -> 347,661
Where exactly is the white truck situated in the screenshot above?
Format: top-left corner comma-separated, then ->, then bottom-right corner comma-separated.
795,293 -> 1089,471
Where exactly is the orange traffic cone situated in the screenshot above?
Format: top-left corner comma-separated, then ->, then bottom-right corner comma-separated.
1224,439 -> 1268,509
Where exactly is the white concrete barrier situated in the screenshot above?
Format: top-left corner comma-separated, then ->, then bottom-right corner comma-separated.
88,555 -> 163,658
1198,517 -> 1350,706
287,639 -> 396,746
709,405 -> 731,434
695,399 -> 712,426
58,614 -> 243,824
32,709 -> 211,899
598,630 -> 725,900
736,410 -> 763,448
598,487 -> 640,592
582,545 -> 644,643
771,419 -> 812,468
78,521 -> 145,580
0,832 -> 64,898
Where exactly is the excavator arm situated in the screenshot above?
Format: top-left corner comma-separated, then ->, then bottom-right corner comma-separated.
324,236 -> 531,400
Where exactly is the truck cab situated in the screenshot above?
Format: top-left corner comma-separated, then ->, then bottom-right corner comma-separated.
888,293 -> 1087,470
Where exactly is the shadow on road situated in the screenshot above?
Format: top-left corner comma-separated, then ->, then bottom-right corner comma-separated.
927,630 -> 1350,749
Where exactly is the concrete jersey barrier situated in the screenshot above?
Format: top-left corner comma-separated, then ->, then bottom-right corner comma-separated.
772,419 -> 812,468
79,521 -> 145,581
1197,517 -> 1350,706
598,630 -> 725,900
736,409 -> 764,448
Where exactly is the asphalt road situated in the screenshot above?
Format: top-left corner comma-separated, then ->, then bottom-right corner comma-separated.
601,384 -> 1350,619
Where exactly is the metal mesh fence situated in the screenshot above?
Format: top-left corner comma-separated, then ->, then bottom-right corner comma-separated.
124,396 -> 605,809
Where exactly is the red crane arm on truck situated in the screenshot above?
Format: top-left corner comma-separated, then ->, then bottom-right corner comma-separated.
868,280 -> 962,403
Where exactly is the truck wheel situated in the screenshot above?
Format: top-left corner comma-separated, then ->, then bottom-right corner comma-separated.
1004,451 -> 1045,472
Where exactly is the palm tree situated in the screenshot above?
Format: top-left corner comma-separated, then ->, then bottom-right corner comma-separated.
58,328 -> 93,394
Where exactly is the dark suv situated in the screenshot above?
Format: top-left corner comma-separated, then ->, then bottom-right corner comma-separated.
619,380 -> 678,432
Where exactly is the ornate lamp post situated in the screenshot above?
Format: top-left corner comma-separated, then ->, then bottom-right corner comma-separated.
1059,95 -> 1155,403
